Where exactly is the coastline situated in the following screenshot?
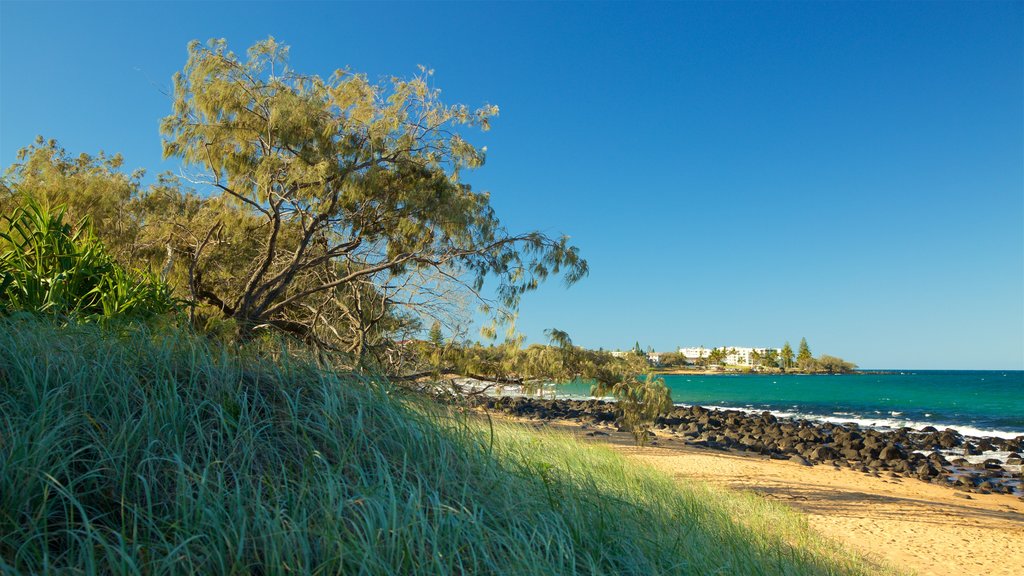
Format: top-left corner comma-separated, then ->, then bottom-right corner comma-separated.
478,404 -> 1024,576
470,396 -> 1024,495
651,367 -> 864,375
455,371 -> 1024,441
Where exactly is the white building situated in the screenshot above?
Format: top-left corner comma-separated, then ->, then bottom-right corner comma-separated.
610,350 -> 662,365
679,346 -> 779,366
678,346 -> 711,359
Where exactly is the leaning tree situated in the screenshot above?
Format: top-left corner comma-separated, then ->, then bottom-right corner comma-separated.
161,38 -> 586,362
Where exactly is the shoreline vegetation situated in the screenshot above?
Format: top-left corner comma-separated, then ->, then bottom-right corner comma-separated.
0,319 -> 888,575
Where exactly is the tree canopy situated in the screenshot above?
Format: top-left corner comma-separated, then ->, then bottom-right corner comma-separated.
158,38 -> 587,359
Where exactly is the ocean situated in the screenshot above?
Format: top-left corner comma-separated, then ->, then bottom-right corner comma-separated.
553,370 -> 1024,439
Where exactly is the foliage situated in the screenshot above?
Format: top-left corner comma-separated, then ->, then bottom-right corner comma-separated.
0,37 -> 586,367
815,354 -> 858,374
707,346 -> 727,366
797,337 -> 814,370
158,37 -> 586,357
0,201 -> 176,322
751,348 -> 780,369
780,341 -> 795,370
657,351 -> 690,368
0,137 -> 145,263
0,319 -> 882,575
605,372 -> 673,445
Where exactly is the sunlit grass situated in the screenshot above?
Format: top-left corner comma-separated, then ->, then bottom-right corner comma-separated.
0,318 -> 888,575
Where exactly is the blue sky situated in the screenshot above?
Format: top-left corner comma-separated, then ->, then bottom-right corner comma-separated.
1,1 -> 1021,369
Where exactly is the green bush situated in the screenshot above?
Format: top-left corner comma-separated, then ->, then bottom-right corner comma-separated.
0,200 -> 177,321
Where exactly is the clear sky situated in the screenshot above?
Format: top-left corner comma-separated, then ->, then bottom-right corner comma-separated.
1,1 -> 1021,369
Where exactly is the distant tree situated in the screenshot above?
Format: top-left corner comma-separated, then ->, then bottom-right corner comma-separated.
797,338 -> 814,370
816,354 -> 857,374
657,351 -> 689,368
749,348 -> 769,368
691,346 -> 708,367
780,342 -> 794,371
760,348 -> 780,368
632,341 -> 644,356
707,347 -> 727,366
428,320 -> 444,348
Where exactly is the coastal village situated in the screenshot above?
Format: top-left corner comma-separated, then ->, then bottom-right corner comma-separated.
608,342 -> 859,373
612,346 -> 778,369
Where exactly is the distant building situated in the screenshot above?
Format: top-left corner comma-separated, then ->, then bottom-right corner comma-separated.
678,346 -> 710,359
679,346 -> 779,366
610,350 -> 662,365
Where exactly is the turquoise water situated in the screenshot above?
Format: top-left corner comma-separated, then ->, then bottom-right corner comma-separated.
554,371 -> 1024,438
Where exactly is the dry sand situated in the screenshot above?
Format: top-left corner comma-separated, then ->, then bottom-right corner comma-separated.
520,419 -> 1024,576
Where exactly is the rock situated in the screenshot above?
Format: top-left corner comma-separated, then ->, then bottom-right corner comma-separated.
953,493 -> 972,500
860,447 -> 880,460
938,431 -> 961,448
809,446 -> 839,461
879,444 -> 905,461
797,428 -> 821,442
790,455 -> 811,466
841,448 -> 862,461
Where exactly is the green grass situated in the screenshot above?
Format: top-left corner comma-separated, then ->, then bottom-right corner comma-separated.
0,317 -> 886,575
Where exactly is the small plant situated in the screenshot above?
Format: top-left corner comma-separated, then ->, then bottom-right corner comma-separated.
608,371 -> 673,446
0,200 -> 177,322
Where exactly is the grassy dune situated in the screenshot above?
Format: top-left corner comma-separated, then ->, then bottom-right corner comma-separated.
0,318 -> 883,575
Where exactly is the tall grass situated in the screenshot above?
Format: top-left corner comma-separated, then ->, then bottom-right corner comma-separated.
0,318 -> 885,575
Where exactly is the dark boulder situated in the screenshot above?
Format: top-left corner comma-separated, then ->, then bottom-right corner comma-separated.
842,448 -> 863,461
879,444 -> 906,461
915,463 -> 939,479
809,446 -> 839,461
938,431 -> 962,448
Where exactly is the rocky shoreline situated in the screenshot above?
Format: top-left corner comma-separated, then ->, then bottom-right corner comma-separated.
471,396 -> 1024,498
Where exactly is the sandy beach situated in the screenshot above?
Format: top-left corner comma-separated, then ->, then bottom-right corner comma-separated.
527,418 -> 1024,576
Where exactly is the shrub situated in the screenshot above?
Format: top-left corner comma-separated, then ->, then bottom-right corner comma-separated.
0,200 -> 177,321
